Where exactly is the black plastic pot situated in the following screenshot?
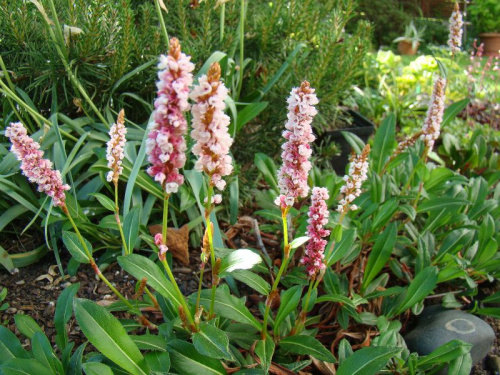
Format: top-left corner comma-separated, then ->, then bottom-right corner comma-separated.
319,110 -> 375,175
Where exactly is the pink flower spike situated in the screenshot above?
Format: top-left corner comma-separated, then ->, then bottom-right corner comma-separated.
106,109 -> 127,185
146,38 -> 194,193
420,77 -> 446,151
5,122 -> 70,207
190,62 -> 234,196
300,187 -> 330,277
448,2 -> 463,55
276,81 -> 318,210
337,145 -> 370,214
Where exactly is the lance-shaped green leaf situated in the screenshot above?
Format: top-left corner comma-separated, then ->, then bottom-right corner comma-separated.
55,282 -> 80,349
192,323 -> 232,360
393,266 -> 438,316
289,236 -> 310,249
62,231 -> 91,263
91,193 -> 116,211
417,197 -> 470,213
362,222 -> 397,292
145,351 -> 171,374
14,314 -> 43,339
231,270 -> 270,295
73,299 -> 149,375
0,326 -> 29,362
0,358 -> 54,375
448,352 -> 472,375
417,340 -> 472,366
279,335 -> 335,363
32,332 -> 64,375
219,249 -> 262,276
255,339 -> 274,373
122,205 -> 141,252
336,346 -> 402,375
168,340 -> 227,375
118,254 -> 182,309
273,285 -> 302,336
190,285 -> 262,330
371,113 -> 396,174
82,362 -> 114,375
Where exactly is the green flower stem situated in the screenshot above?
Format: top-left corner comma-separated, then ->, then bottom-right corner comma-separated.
159,192 -> 195,329
154,0 -> 170,45
161,259 -> 195,328
195,265 -> 205,313
291,276 -> 315,334
204,185 -> 218,318
219,3 -> 225,44
63,206 -> 134,310
403,149 -> 429,193
115,183 -> 129,255
261,207 -> 290,340
237,0 -> 245,99
162,191 -> 170,247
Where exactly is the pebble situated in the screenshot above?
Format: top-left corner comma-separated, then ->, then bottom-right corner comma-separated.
15,280 -> 25,285
405,306 -> 494,365
5,308 -> 17,314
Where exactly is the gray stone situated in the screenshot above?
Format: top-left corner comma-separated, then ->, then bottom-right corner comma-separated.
404,306 -> 494,365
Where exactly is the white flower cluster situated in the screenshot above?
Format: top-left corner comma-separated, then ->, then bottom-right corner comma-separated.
421,77 -> 446,150
336,145 -> 370,213
106,110 -> 127,184
448,3 -> 463,54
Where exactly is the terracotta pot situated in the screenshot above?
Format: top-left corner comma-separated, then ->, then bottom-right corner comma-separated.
479,33 -> 500,56
398,40 -> 419,56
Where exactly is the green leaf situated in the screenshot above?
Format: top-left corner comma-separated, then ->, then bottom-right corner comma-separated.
255,339 -> 274,373
131,334 -> 167,352
118,254 -> 182,310
341,131 -> 365,155
273,285 -> 302,336
73,299 -> 148,375
145,351 -> 171,374
476,307 -> 500,319
0,326 -> 29,362
417,197 -> 470,213
289,236 -> 310,249
434,229 -> 474,263
236,102 -> 268,133
82,362 -> 114,375
448,352 -> 472,375
393,266 -> 438,316
417,340 -> 472,366
0,245 -> 14,273
482,291 -> 500,304
254,153 -> 279,193
192,323 -> 232,360
372,113 -> 396,174
191,285 -> 261,330
0,358 -> 54,375
32,332 -> 64,375
327,229 -> 356,266
55,282 -> 80,349
229,178 -> 239,225
168,340 -> 227,375
231,270 -> 270,295
123,205 -> 141,253
442,99 -> 470,128
336,346 -> 402,375
219,249 -> 262,276
362,222 -> 397,291
14,314 -> 43,339
91,193 -> 116,212
62,231 -> 91,263
279,335 -> 336,363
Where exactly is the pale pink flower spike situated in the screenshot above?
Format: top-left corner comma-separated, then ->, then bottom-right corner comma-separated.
190,62 -> 234,195
448,2 -> 463,55
5,122 -> 70,207
106,109 -> 127,185
421,77 -> 447,151
301,187 -> 330,277
146,38 -> 194,194
275,81 -> 318,210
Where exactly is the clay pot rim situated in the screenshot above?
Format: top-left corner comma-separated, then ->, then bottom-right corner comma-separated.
479,32 -> 500,37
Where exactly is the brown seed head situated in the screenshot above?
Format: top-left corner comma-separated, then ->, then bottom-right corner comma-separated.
169,37 -> 181,60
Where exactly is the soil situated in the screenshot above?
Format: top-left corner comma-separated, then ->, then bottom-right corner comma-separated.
0,220 -> 499,374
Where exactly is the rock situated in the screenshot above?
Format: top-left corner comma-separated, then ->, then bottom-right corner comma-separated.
149,224 -> 190,266
404,306 -> 494,365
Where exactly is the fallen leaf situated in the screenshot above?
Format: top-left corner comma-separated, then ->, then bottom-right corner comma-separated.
149,224 -> 190,265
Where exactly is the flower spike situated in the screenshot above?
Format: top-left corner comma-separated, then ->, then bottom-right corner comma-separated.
106,109 -> 127,185
190,62 -> 234,194
146,37 -> 195,194
5,122 -> 70,207
275,81 -> 318,209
